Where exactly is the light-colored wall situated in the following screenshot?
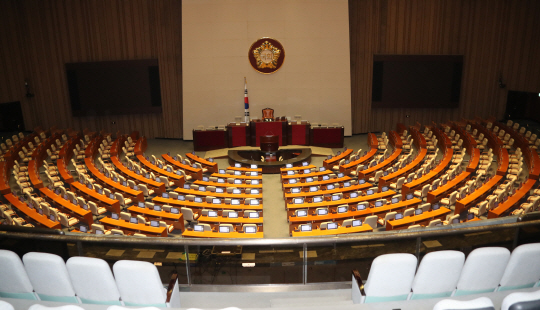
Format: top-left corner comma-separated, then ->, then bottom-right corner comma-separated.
182,0 -> 352,140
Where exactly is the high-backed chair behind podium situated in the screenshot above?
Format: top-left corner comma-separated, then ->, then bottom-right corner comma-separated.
262,108 -> 274,121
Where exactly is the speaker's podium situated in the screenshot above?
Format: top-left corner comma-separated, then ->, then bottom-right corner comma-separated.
260,135 -> 279,162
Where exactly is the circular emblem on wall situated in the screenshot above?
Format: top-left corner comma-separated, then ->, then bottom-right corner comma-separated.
248,37 -> 285,74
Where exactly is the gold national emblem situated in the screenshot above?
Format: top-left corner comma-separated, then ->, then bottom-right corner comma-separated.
253,41 -> 281,69
248,38 -> 285,74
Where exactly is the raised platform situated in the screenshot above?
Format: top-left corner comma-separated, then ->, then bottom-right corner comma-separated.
228,148 -> 312,174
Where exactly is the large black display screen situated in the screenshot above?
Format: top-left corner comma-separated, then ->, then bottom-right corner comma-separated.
372,55 -> 463,108
66,59 -> 162,116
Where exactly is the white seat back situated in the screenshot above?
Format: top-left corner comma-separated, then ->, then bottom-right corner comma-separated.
66,257 -> 122,305
363,253 -> 417,303
0,300 -> 14,310
22,252 -> 78,303
455,247 -> 510,296
433,297 -> 495,310
410,250 -> 464,299
0,250 -> 36,300
501,288 -> 540,310
113,260 -> 168,307
498,243 -> 540,291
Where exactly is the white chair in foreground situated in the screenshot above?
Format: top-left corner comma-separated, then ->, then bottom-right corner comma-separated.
433,297 -> 495,310
455,247 -> 510,296
113,260 -> 180,308
0,250 -> 37,300
0,301 -> 14,310
28,305 -> 85,310
498,243 -> 540,291
106,306 -> 161,310
22,252 -> 78,303
66,257 -> 122,305
410,250 -> 465,299
501,288 -> 540,310
352,253 -> 417,303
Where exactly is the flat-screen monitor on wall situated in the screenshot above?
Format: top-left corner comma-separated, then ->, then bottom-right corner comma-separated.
372,55 -> 463,108
66,59 -> 162,116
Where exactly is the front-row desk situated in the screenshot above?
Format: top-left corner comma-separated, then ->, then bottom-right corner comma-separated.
193,121 -> 344,151
99,217 -> 168,237
182,225 -> 264,238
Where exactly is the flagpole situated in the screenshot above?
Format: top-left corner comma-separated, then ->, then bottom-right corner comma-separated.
244,77 -> 250,123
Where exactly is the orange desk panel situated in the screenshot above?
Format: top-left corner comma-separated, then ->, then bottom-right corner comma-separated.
323,148 -> 353,169
427,172 -> 471,203
100,217 -> 167,237
152,197 -> 263,211
136,155 -> 185,187
291,223 -> 373,237
284,183 -> 372,199
282,176 -> 352,189
379,148 -> 427,189
39,188 -> 93,225
70,181 -> 120,213
385,207 -> 451,230
174,187 -> 262,200
162,154 -> 202,180
286,190 -> 396,210
85,158 -> 144,202
401,148 -> 453,197
288,198 -> 421,224
488,179 -> 536,218
5,193 -> 61,229
186,153 -> 218,173
182,230 -> 263,238
111,156 -> 166,194
358,148 -> 402,179
454,175 -> 503,215
194,180 -> 263,189
127,206 -> 184,231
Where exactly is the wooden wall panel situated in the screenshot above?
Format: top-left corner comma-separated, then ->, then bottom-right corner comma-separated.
350,0 -> 540,134
0,0 -> 182,138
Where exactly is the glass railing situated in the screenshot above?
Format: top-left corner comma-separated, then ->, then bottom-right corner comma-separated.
1,213 -> 540,287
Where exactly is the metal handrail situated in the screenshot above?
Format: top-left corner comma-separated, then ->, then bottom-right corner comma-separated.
0,215 -> 537,247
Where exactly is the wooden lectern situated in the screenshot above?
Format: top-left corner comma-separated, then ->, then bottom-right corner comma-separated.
260,135 -> 279,153
260,135 -> 279,162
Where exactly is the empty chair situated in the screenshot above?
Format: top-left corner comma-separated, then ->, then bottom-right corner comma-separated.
501,289 -> 540,310
354,253 -> 417,303
498,243 -> 540,291
368,171 -> 383,183
440,191 -> 458,207
455,247 -> 510,296
390,177 -> 405,192
181,207 -> 199,225
363,215 -> 378,230
0,301 -> 14,310
469,201 -> 488,216
22,252 -> 78,302
403,208 -> 415,217
66,257 -> 122,305
377,211 -> 396,226
113,260 -> 180,307
414,184 -> 430,200
410,250 -> 464,299
27,305 -> 86,310
433,297 -> 495,310
0,250 -> 37,300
